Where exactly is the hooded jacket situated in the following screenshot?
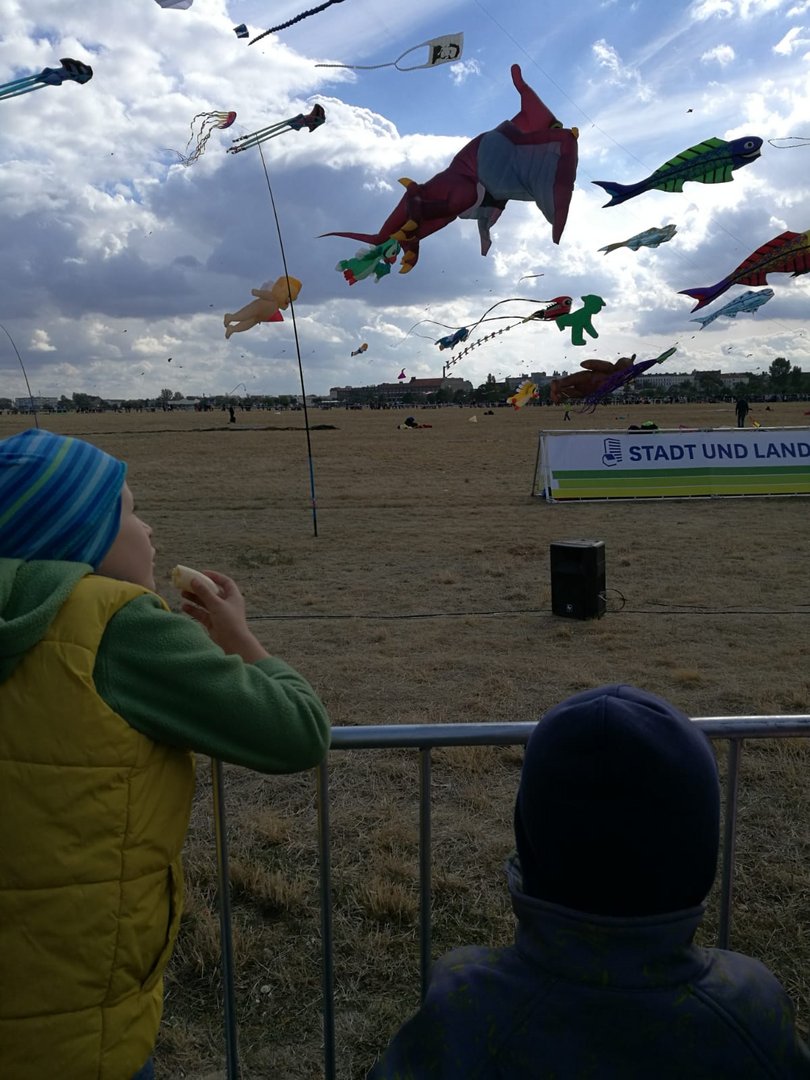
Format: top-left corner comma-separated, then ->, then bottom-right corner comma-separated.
368,858 -> 810,1079
0,559 -> 331,770
369,686 -> 810,1079
0,558 -> 331,1079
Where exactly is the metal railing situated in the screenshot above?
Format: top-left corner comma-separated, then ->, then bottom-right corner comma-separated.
214,715 -> 810,1079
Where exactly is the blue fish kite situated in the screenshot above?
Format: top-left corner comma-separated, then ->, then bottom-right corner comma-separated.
690,288 -> 775,329
593,136 -> 762,207
436,327 -> 470,351
599,224 -> 677,254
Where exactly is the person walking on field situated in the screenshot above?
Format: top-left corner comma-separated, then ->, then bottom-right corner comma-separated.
368,685 -> 810,1079
0,429 -> 331,1080
735,397 -> 750,427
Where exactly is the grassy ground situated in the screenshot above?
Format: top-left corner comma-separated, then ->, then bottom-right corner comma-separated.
3,402 -> 808,1078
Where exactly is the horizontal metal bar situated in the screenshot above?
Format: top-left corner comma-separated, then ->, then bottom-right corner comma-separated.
329,716 -> 810,751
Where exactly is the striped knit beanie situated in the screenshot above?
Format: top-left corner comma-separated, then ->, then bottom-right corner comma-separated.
0,429 -> 126,568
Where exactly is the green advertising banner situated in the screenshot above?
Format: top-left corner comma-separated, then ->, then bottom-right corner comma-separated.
534,427 -> 810,501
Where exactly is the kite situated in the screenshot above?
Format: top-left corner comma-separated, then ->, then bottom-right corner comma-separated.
593,136 -> 762,207
233,24 -> 249,38
316,33 -> 463,72
506,379 -> 539,410
580,348 -> 677,410
250,0 -> 347,44
436,327 -> 471,351
555,295 -> 605,346
523,296 -> 573,321
691,288 -> 775,328
223,276 -> 301,339
337,238 -> 401,285
156,0 -> 193,7
227,106 -> 326,154
550,348 -> 677,410
0,58 -> 93,102
401,295 -> 571,362
442,296 -> 574,367
599,224 -> 677,255
322,63 -> 579,276
397,369 -> 406,381
351,343 -> 368,356
680,229 -> 810,311
167,110 -> 236,166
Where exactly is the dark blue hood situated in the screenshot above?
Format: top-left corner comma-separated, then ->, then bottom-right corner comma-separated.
515,684 -> 720,916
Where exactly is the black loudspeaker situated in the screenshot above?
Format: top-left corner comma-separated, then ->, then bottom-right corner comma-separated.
550,540 -> 606,620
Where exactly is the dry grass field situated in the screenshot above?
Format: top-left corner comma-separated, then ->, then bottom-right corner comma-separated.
3,402 -> 809,1079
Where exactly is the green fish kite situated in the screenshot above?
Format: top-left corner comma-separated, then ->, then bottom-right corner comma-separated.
593,135 -> 762,207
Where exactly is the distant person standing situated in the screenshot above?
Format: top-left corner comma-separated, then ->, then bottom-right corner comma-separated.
735,398 -> 749,428
228,405 -> 236,424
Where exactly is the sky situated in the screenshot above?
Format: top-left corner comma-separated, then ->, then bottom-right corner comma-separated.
0,0 -> 808,401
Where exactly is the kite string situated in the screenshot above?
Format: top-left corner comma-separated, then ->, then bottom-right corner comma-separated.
0,322 -> 39,429
768,137 -> 810,148
256,141 -> 318,538
250,0 -> 347,46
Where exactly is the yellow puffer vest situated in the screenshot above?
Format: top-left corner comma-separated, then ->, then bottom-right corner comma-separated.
0,574 -> 195,1080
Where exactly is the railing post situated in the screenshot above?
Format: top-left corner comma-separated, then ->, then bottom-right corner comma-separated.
717,739 -> 742,949
419,748 -> 432,1001
316,761 -> 337,1080
211,759 -> 240,1079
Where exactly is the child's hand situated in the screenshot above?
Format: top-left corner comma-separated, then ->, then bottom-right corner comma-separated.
180,570 -> 269,662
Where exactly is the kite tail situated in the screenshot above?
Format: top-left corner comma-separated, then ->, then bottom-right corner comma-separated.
591,179 -> 640,208
678,278 -> 730,312
320,229 -> 384,245
599,241 -> 625,255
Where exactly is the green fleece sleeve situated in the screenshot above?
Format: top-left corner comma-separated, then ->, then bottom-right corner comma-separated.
94,593 -> 330,773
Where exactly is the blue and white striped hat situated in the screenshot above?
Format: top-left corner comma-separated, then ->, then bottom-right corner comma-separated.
0,429 -> 127,568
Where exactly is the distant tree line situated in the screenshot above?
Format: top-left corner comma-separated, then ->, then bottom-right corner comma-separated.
3,358 -> 807,413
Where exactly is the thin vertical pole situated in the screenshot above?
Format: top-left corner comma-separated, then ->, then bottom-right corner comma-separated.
256,142 -> 318,537
419,748 -> 432,1001
532,431 -> 544,498
0,322 -> 39,428
316,762 -> 336,1080
211,759 -> 240,1079
717,739 -> 742,950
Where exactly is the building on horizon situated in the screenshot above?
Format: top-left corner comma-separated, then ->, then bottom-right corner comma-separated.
328,376 -> 473,405
13,396 -> 59,412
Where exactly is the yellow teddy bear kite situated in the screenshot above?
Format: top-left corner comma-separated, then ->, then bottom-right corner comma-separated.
223,275 -> 302,339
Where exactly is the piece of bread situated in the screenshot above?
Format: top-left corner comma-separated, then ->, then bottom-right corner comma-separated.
170,564 -> 219,596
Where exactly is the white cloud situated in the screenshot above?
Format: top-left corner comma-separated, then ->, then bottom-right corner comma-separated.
591,39 -> 654,102
29,330 -> 56,352
691,0 -> 735,19
772,25 -> 810,52
691,0 -> 785,17
449,59 -> 481,85
701,44 -> 736,64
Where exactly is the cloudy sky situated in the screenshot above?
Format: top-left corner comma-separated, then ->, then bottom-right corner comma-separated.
1,0 -> 808,401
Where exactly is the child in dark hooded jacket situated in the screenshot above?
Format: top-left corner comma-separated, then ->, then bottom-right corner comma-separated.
368,684 -> 810,1079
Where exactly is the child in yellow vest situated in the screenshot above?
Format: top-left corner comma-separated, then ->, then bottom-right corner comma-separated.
0,428 -> 331,1080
